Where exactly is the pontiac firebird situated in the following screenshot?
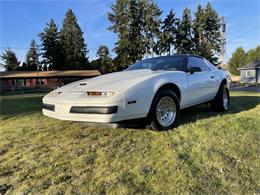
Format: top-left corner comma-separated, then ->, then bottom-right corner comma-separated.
42,54 -> 230,131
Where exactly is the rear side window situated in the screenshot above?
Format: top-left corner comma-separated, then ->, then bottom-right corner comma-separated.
188,57 -> 210,71
205,59 -> 218,70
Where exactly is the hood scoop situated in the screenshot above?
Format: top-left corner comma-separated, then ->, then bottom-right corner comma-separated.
78,82 -> 87,86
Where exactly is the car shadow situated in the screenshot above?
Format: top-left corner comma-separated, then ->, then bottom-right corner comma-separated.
120,95 -> 260,129
176,95 -> 260,126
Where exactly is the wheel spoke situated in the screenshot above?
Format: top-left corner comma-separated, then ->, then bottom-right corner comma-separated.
223,90 -> 229,110
156,96 -> 176,127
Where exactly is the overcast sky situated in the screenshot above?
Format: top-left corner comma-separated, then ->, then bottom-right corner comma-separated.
0,0 -> 260,70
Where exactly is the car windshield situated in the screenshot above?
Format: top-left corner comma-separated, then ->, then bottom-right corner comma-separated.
126,56 -> 186,71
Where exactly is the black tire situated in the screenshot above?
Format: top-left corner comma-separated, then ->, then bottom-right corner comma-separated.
147,89 -> 180,131
211,83 -> 230,111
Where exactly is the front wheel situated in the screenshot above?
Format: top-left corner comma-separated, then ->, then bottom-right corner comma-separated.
147,89 -> 180,131
211,84 -> 230,111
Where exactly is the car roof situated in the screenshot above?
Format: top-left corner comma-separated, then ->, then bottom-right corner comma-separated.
145,54 -> 204,60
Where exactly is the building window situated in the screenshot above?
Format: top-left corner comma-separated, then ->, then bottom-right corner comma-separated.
16,79 -> 24,87
12,79 -> 16,86
36,78 -> 44,85
246,70 -> 256,78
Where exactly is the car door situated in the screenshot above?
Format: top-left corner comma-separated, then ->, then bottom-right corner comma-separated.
186,56 -> 215,106
204,59 -> 221,96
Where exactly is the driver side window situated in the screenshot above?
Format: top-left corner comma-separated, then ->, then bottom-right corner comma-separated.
188,57 -> 210,71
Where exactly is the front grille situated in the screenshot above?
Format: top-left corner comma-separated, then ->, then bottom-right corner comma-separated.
42,103 -> 55,112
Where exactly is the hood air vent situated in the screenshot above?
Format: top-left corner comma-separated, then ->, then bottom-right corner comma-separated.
79,83 -> 87,86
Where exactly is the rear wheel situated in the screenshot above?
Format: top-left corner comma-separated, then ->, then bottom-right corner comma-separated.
147,89 -> 180,131
211,84 -> 230,111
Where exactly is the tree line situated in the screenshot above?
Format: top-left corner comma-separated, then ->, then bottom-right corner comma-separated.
1,1 -> 222,73
228,46 -> 260,75
109,0 -> 221,69
1,10 -> 94,72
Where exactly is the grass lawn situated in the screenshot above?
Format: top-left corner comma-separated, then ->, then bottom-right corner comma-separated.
0,91 -> 259,194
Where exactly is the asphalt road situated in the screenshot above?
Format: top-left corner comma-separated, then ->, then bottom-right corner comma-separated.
230,85 -> 260,92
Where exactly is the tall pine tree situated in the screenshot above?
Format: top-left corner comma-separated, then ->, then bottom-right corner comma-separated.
108,0 -> 161,69
192,5 -> 212,61
193,5 -> 204,54
108,0 -> 131,69
175,8 -> 194,54
156,9 -> 179,55
128,0 -> 143,62
24,39 -> 40,71
141,0 -> 162,55
202,2 -> 221,64
60,9 -> 88,70
0,48 -> 20,71
39,19 -> 62,70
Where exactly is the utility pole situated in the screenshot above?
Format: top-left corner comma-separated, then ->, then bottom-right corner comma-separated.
220,16 -> 226,67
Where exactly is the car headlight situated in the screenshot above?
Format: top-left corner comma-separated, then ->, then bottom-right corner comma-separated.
86,91 -> 116,97
47,91 -> 62,97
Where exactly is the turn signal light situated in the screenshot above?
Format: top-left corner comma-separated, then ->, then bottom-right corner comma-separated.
86,91 -> 116,97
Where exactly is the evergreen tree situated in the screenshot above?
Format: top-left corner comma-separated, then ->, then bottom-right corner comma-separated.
175,8 -> 194,54
156,9 -> 179,55
203,3 -> 221,50
128,0 -> 143,62
91,45 -> 113,74
97,45 -> 110,59
108,0 -> 161,69
192,5 -> 212,62
228,47 -> 246,75
24,39 -> 40,71
246,45 -> 260,63
141,0 -> 162,55
60,9 -> 88,69
193,5 -> 205,54
0,48 -> 20,71
19,62 -> 28,71
39,19 -> 62,70
108,0 -> 131,69
202,2 -> 221,64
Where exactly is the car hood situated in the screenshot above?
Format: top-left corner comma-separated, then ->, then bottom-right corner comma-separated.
58,69 -> 158,92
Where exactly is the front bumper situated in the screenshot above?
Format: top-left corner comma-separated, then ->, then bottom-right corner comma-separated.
43,103 -> 118,114
42,106 -> 120,123
42,91 -> 147,123
42,103 -> 55,112
70,105 -> 118,114
42,102 -> 123,123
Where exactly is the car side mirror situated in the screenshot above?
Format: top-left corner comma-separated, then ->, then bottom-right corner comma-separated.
187,67 -> 202,74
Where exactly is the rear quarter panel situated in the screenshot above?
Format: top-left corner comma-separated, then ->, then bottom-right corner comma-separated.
212,69 -> 230,95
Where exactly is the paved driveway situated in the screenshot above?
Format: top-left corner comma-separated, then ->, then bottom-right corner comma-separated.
230,85 -> 260,92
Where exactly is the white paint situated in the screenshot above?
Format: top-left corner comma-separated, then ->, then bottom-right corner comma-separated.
43,60 -> 229,123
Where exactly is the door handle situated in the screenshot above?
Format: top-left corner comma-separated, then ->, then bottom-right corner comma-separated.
211,76 -> 214,79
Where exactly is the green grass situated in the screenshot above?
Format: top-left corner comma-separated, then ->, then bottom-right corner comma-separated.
0,92 -> 259,194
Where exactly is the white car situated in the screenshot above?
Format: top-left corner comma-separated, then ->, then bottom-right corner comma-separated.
42,55 -> 230,131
